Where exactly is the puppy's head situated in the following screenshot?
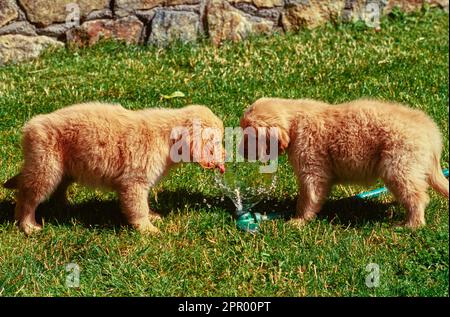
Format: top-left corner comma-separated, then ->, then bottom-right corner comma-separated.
183,105 -> 226,172
238,98 -> 291,160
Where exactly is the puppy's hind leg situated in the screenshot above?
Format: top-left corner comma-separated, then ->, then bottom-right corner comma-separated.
289,175 -> 331,228
383,171 -> 429,229
16,162 -> 63,235
118,183 -> 160,234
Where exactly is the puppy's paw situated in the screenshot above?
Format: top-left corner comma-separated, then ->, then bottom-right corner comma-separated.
394,220 -> 424,230
148,213 -> 162,222
19,222 -> 43,236
137,222 -> 161,235
286,218 -> 307,229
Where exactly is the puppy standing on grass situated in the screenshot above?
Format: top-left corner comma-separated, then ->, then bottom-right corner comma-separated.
240,98 -> 449,228
4,102 -> 225,235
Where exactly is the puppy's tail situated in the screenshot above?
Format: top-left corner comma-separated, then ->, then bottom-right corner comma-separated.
428,154 -> 449,198
3,173 -> 21,189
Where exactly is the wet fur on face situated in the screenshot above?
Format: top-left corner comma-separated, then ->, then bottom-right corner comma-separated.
4,102 -> 224,235
240,97 -> 449,229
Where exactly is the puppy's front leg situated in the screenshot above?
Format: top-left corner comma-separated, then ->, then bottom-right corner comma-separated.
288,176 -> 330,228
118,183 -> 160,234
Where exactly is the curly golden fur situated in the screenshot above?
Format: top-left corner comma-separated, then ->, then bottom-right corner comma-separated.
4,102 -> 224,235
240,97 -> 448,228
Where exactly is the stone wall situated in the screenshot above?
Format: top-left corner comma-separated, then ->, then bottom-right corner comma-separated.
0,0 -> 448,65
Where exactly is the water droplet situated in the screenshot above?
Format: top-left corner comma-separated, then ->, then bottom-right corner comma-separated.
211,162 -> 277,213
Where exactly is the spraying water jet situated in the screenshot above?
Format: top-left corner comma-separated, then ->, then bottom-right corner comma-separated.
214,162 -> 280,233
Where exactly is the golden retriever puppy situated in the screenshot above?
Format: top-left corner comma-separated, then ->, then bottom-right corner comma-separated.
240,98 -> 448,228
4,102 -> 225,235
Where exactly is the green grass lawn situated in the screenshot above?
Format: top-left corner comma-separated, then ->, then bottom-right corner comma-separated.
0,9 -> 448,297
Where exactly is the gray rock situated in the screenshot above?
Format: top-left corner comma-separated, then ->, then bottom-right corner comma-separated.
258,8 -> 281,23
163,4 -> 201,12
135,9 -> 157,23
284,0 -> 310,7
148,10 -> 200,46
114,0 -> 165,18
233,2 -> 281,23
0,34 -> 64,65
233,2 -> 258,15
85,9 -> 114,21
0,21 -> 37,36
36,23 -> 72,38
228,0 -> 284,8
114,0 -> 200,17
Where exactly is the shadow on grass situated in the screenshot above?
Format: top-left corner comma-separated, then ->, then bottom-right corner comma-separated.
0,199 -> 125,230
0,189 -> 399,230
252,196 -> 399,228
0,190 -> 233,230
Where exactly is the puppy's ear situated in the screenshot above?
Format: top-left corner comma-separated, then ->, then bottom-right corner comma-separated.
261,127 -> 288,159
170,127 -> 191,161
188,125 -> 209,166
278,128 -> 290,153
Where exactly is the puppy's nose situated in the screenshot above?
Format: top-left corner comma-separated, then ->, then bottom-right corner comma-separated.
217,163 -> 226,174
